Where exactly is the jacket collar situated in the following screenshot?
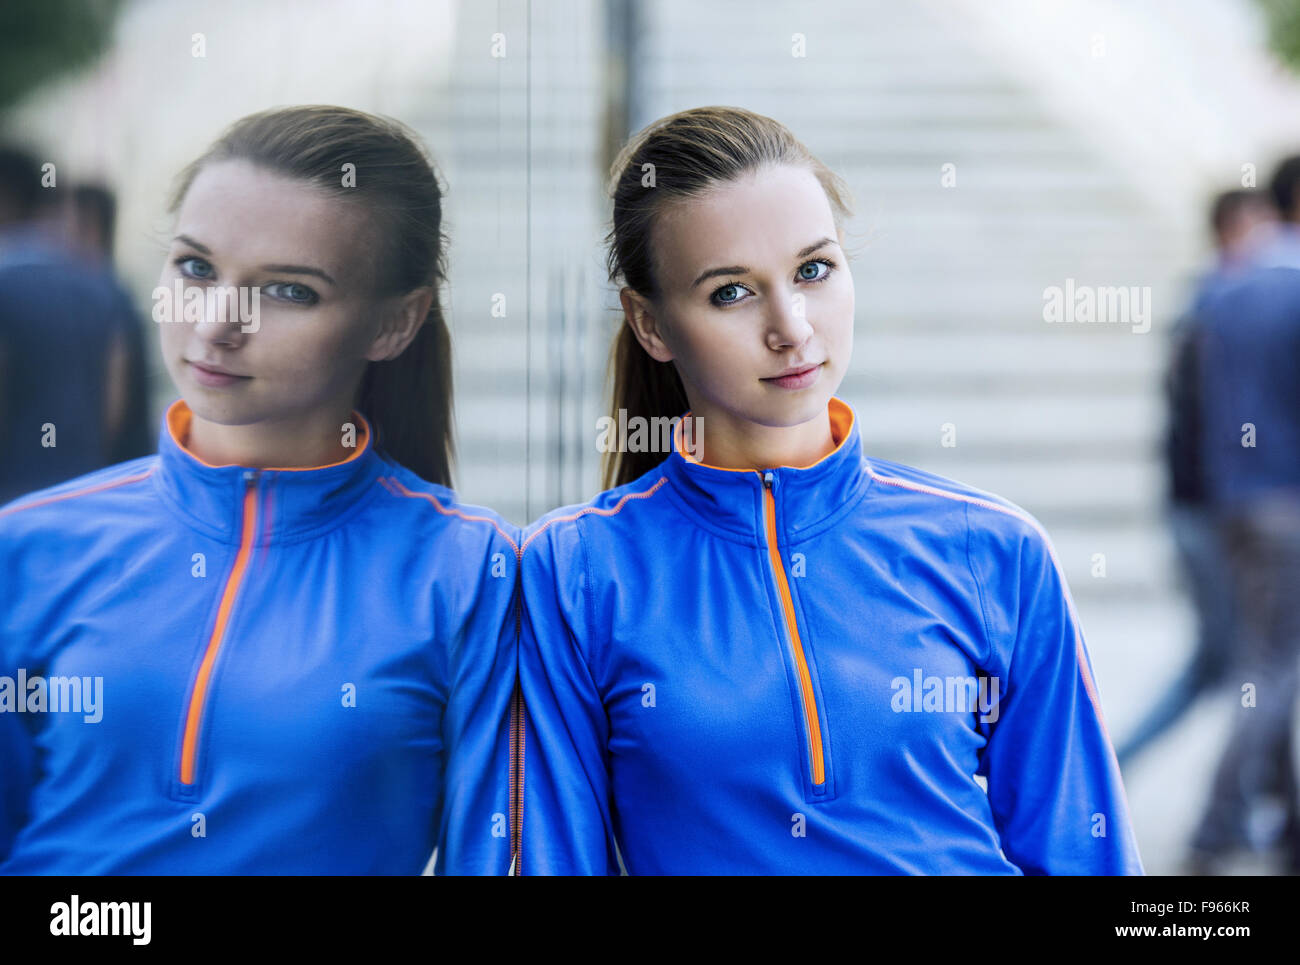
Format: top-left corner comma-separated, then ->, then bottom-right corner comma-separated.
152,398 -> 386,543
659,396 -> 872,543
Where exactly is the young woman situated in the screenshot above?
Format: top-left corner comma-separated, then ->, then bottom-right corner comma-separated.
516,106 -> 1144,875
0,106 -> 519,875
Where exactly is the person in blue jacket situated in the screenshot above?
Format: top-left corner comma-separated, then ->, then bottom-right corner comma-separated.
1187,156 -> 1300,873
0,106 -> 519,875
516,106 -> 1144,875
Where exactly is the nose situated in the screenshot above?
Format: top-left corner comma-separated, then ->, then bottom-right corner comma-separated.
765,287 -> 815,352
193,286 -> 243,348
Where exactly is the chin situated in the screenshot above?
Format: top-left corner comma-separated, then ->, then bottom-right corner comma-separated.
763,386 -> 835,424
181,393 -> 263,428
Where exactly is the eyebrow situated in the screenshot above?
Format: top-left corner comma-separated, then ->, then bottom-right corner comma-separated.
690,237 -> 837,288
173,235 -> 337,286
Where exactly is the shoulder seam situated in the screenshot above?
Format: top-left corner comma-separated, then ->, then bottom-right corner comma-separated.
867,465 -> 1016,517
519,475 -> 667,557
380,475 -> 519,555
0,467 -> 155,520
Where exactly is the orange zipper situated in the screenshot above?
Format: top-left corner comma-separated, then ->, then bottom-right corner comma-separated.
759,470 -> 826,787
179,472 -> 259,786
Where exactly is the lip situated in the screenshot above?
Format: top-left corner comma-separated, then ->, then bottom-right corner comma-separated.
187,360 -> 250,388
766,362 -> 822,379
762,362 -> 823,390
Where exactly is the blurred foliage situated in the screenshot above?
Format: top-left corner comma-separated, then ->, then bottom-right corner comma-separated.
0,0 -> 123,114
1257,0 -> 1300,72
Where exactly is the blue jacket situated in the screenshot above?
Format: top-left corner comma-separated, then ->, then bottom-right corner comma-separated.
517,396 -> 1143,874
0,400 -> 519,874
1195,224 -> 1300,512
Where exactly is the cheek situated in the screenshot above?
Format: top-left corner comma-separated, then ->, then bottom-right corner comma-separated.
157,314 -> 185,361
667,307 -> 737,374
154,264 -> 179,325
677,314 -> 770,402
821,277 -> 855,346
257,308 -> 367,380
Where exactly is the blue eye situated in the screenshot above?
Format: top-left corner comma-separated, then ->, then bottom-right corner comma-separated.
710,259 -> 835,307
798,259 -> 833,282
710,282 -> 751,307
264,282 -> 319,305
176,256 -> 214,280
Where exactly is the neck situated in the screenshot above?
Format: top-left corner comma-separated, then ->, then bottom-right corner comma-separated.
692,402 -> 835,470
185,403 -> 361,469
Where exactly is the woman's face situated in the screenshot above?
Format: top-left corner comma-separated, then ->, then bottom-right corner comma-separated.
157,158 -> 397,430
629,162 -> 854,433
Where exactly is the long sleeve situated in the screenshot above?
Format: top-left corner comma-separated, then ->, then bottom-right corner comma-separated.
969,502 -> 1145,875
516,518 -> 620,875
434,526 -> 520,876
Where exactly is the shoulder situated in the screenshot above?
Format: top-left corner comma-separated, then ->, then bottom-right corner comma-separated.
865,455 -> 1027,521
370,459 -> 521,557
0,458 -> 160,594
1202,262 -> 1300,320
0,456 -> 158,535
864,455 -> 1052,562
521,465 -> 671,567
864,460 -> 1078,671
516,472 -> 673,634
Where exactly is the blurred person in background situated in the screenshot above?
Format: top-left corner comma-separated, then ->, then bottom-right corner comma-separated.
0,146 -> 152,503
61,182 -> 154,464
1186,155 -> 1300,875
1116,188 -> 1277,771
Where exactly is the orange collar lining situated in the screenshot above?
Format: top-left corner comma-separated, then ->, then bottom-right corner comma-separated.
675,397 -> 854,472
165,399 -> 372,471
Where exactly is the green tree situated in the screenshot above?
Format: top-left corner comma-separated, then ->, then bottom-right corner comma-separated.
0,0 -> 122,114
1257,0 -> 1300,73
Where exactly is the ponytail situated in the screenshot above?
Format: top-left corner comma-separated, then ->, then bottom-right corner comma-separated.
602,324 -> 688,490
358,302 -> 454,488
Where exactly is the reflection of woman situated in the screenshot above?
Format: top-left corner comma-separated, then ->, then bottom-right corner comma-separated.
517,106 -> 1143,874
0,106 -> 518,874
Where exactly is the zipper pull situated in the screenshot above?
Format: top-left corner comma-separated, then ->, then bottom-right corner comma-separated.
241,470 -> 262,548
763,470 -> 775,490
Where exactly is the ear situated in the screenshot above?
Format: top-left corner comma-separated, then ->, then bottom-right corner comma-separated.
620,287 -> 674,363
366,287 -> 434,362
